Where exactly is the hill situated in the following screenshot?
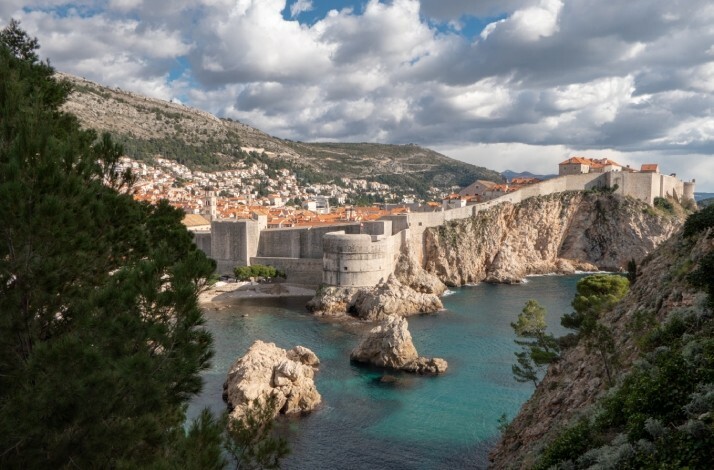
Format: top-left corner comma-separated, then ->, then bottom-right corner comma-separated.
59,73 -> 502,197
490,206 -> 714,468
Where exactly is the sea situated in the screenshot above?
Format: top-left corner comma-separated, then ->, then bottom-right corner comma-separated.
188,275 -> 584,469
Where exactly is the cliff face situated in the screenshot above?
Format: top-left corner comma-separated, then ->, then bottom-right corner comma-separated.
489,224 -> 713,468
423,192 -> 683,285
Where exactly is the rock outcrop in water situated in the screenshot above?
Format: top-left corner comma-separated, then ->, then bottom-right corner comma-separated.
307,274 -> 443,319
424,192 -> 684,285
223,341 -> 321,421
350,315 -> 448,374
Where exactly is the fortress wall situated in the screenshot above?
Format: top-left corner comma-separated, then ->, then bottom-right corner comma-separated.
362,220 -> 392,237
610,172 -> 656,205
256,223 -> 361,259
322,232 -> 395,287
381,214 -> 409,236
250,257 -> 323,286
443,205 -> 475,222
257,228 -> 301,258
660,174 -> 684,201
684,182 -> 695,201
193,232 -> 212,258
211,220 -> 260,274
301,223 -> 361,259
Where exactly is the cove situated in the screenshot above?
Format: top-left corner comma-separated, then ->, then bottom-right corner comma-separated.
189,275 -> 584,469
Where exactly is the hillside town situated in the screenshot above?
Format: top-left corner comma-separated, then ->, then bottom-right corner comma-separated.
117,153 -> 692,232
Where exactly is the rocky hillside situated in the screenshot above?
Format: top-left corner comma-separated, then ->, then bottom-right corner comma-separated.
58,73 -> 501,195
489,207 -> 714,468
423,192 -> 685,285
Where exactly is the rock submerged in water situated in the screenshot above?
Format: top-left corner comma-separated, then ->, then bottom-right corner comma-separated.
307,274 -> 443,320
350,315 -> 448,374
223,341 -> 322,421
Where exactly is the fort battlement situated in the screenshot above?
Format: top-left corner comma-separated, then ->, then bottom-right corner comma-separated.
196,170 -> 694,287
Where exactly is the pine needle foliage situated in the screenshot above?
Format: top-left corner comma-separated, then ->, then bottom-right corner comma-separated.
0,21 -> 228,468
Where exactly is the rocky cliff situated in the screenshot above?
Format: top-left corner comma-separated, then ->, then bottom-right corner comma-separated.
489,214 -> 714,468
424,192 -> 684,285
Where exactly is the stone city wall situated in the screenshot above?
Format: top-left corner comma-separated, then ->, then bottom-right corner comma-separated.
193,232 -> 212,258
257,223 -> 361,259
198,171 -> 693,284
250,257 -> 324,286
211,220 -> 261,274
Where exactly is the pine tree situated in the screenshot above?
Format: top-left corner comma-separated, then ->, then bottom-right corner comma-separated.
511,300 -> 559,386
0,21 -> 225,467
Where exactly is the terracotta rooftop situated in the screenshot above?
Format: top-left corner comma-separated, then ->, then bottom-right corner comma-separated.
182,214 -> 210,227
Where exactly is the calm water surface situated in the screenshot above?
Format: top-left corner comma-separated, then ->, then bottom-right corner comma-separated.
189,275 -> 583,469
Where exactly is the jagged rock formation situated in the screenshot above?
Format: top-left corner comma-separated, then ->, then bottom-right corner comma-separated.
223,341 -> 321,421
394,245 -> 448,295
424,192 -> 684,285
489,225 -> 713,468
350,315 -> 448,374
306,274 -> 443,319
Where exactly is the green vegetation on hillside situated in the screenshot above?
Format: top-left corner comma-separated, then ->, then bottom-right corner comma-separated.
532,207 -> 714,469
62,77 -> 503,196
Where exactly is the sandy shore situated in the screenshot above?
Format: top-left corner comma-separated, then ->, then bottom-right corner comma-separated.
199,281 -> 316,305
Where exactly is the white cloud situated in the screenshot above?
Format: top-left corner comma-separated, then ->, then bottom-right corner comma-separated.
506,0 -> 563,41
290,0 -> 313,18
3,0 -> 713,190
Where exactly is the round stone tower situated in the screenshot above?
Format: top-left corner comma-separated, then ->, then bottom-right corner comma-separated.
683,180 -> 695,202
322,232 -> 391,287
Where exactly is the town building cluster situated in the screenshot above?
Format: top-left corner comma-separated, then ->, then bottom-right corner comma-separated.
116,156 -> 418,231
117,154 -> 692,234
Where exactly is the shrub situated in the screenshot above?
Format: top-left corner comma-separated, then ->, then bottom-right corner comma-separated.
234,264 -> 285,281
654,197 -> 674,213
683,204 -> 714,238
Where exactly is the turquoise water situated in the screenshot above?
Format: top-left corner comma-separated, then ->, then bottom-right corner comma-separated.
190,275 -> 582,469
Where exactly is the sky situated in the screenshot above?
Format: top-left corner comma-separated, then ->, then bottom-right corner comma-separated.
3,0 -> 713,190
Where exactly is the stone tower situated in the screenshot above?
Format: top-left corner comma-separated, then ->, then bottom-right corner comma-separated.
204,189 -> 217,221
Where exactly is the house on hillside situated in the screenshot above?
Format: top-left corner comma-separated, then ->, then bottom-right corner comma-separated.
558,157 -> 623,175
459,180 -> 501,199
442,194 -> 467,210
640,163 -> 660,173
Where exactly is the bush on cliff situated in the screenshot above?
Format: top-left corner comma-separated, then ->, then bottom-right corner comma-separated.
511,300 -> 560,386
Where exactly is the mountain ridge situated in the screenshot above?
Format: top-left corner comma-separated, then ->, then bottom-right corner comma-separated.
58,72 -> 503,197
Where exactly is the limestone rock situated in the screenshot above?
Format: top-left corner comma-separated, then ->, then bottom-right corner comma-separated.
394,246 -> 448,295
305,286 -> 359,316
350,315 -> 447,374
306,275 -> 442,319
424,192 -> 684,286
351,275 -> 443,321
403,357 -> 449,374
489,228 -> 713,469
223,341 -> 321,421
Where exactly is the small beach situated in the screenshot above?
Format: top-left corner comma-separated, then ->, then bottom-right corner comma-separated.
199,281 -> 317,305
